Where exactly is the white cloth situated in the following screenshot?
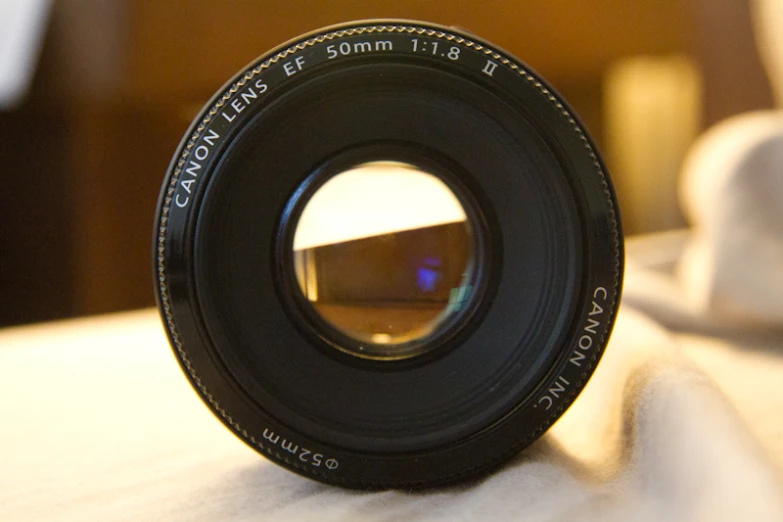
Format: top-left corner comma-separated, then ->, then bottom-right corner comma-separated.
1,297 -> 782,521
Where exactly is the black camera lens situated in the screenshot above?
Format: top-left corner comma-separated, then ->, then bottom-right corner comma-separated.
154,20 -> 623,489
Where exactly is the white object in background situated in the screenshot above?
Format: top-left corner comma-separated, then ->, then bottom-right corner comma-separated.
621,0 -> 783,329
604,56 -> 702,234
677,0 -> 783,327
678,113 -> 783,326
0,0 -> 51,109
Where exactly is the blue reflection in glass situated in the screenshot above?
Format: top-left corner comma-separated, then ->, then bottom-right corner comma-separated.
417,257 -> 443,292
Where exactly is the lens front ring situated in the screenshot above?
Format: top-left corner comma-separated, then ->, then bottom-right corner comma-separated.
154,19 -> 623,489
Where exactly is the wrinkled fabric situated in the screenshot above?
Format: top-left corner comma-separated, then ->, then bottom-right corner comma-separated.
1,293 -> 782,521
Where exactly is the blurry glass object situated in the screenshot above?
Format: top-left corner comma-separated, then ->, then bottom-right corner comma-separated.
604,55 -> 702,234
292,161 -> 476,348
0,0 -> 51,109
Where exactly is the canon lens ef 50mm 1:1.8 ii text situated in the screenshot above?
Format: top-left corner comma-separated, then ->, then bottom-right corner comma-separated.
154,20 -> 623,489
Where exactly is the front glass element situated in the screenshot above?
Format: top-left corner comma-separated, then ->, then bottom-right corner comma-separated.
292,161 -> 477,356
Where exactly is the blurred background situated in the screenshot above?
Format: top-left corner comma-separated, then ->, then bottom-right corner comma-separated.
0,0 -> 777,327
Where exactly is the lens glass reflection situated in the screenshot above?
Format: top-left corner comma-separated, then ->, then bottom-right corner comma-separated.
292,161 -> 476,355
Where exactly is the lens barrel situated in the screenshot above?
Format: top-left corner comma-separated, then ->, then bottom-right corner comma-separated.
154,20 -> 623,489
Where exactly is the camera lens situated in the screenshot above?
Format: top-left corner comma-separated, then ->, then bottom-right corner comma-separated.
154,20 -> 623,489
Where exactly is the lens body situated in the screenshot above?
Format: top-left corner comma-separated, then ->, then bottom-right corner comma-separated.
154,20 -> 623,489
